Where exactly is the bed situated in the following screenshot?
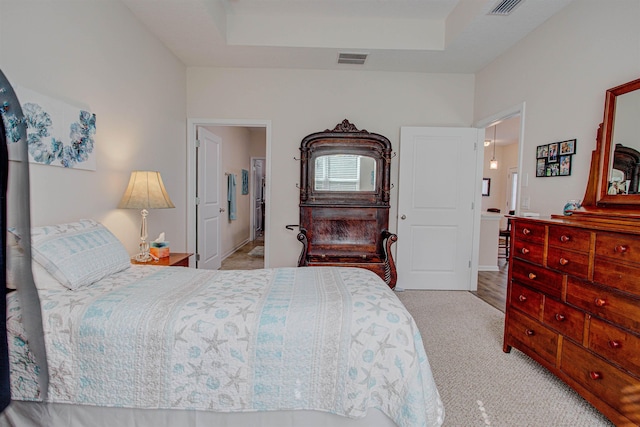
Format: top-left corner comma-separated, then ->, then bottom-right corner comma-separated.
2,220 -> 444,427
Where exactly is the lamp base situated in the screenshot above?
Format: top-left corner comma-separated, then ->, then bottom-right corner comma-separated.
132,252 -> 154,263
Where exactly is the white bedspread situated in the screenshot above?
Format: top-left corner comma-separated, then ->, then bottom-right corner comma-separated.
7,266 -> 444,427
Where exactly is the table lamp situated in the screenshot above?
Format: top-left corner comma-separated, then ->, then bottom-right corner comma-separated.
118,170 -> 175,262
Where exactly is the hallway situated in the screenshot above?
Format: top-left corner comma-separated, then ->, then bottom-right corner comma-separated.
219,237 -> 264,270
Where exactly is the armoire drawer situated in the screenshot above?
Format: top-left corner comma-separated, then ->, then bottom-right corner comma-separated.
506,309 -> 558,366
561,340 -> 640,425
589,317 -> 640,378
548,225 -> 591,252
512,240 -> 544,264
510,281 -> 543,319
595,231 -> 640,264
566,277 -> 640,334
547,246 -> 590,279
511,259 -> 563,299
542,297 -> 585,344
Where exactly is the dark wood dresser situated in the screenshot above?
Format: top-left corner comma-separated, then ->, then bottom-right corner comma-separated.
296,120 -> 397,288
504,216 -> 640,426
502,76 -> 640,426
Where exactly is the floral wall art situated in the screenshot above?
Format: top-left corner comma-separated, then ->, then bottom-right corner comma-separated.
2,86 -> 97,170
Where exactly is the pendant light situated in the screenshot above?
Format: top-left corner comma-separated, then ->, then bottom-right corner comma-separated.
489,124 -> 499,170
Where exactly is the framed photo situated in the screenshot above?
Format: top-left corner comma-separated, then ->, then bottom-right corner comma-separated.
536,158 -> 546,177
559,155 -> 572,176
548,142 -> 559,163
559,139 -> 576,155
536,144 -> 548,159
548,163 -> 560,176
482,178 -> 490,196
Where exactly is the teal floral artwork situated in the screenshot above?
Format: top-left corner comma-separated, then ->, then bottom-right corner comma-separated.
1,86 -> 97,170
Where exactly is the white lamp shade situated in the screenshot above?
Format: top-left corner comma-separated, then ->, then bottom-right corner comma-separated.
118,171 -> 175,209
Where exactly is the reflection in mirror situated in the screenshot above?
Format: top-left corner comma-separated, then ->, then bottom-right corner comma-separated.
314,154 -> 376,191
607,86 -> 640,196
611,144 -> 640,194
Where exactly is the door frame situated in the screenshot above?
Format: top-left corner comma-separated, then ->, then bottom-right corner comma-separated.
474,102 -> 526,277
187,118 -> 272,268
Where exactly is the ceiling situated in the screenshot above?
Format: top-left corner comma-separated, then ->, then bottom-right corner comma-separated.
121,0 -> 573,73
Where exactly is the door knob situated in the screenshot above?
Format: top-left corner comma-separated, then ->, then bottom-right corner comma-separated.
401,215 -> 407,220
220,208 -> 226,212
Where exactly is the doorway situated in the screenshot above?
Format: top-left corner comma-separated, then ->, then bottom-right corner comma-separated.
474,103 -> 525,306
187,119 -> 272,269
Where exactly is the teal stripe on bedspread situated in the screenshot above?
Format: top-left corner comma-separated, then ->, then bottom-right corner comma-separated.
251,268 -> 351,412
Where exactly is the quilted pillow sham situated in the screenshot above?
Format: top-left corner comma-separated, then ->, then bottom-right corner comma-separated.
29,219 -> 130,290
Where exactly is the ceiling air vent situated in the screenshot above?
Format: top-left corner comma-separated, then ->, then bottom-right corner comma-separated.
488,0 -> 524,16
338,53 -> 368,65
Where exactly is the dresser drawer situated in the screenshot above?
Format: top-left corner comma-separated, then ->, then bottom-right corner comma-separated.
511,259 -> 563,299
589,317 -> 640,378
548,225 -> 591,252
512,240 -> 543,264
510,282 -> 543,319
506,309 -> 558,366
593,258 -> 640,296
512,220 -> 546,245
595,231 -> 640,264
542,297 -> 585,344
547,246 -> 590,279
561,340 -> 640,425
567,277 -> 640,334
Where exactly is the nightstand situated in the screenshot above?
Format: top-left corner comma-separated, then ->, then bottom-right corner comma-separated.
131,252 -> 192,267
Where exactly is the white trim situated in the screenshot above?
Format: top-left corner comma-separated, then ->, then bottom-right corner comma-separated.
187,118 -> 272,268
250,156 -> 266,241
478,265 -> 500,272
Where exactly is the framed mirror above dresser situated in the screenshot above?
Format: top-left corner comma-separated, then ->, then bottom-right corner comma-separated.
296,119 -> 397,288
503,77 -> 640,426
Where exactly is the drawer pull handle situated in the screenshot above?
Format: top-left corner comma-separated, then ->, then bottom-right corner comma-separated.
614,245 -> 628,254
554,313 -> 566,322
608,340 -> 622,349
361,255 -> 367,259
589,371 -> 602,380
525,329 -> 535,336
518,295 -> 527,302
560,235 -> 571,243
528,273 -> 537,280
559,258 -> 570,266
320,254 -> 327,259
522,228 -> 531,236
521,248 -> 530,255
594,298 -> 607,307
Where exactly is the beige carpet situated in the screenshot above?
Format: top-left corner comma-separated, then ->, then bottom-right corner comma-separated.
396,290 -> 613,427
247,246 -> 264,257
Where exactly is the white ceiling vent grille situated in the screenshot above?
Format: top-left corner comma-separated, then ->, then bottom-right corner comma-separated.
488,0 -> 524,15
338,53 -> 368,65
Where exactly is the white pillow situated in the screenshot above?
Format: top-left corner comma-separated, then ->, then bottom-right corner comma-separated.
29,219 -> 130,290
6,231 -> 65,291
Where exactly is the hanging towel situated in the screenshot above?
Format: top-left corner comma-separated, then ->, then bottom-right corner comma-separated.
228,173 -> 237,220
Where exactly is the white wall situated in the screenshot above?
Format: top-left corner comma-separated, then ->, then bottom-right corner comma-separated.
475,0 -> 640,217
188,69 -> 475,267
0,0 -> 187,255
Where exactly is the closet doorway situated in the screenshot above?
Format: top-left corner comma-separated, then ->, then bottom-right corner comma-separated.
187,119 -> 272,270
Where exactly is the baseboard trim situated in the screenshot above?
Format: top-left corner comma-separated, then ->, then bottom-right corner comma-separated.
478,265 -> 499,272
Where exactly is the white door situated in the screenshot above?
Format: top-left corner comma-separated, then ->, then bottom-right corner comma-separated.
197,127 -> 222,270
397,127 -> 482,290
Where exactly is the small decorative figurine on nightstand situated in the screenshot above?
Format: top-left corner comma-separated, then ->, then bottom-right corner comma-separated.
150,232 -> 169,259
